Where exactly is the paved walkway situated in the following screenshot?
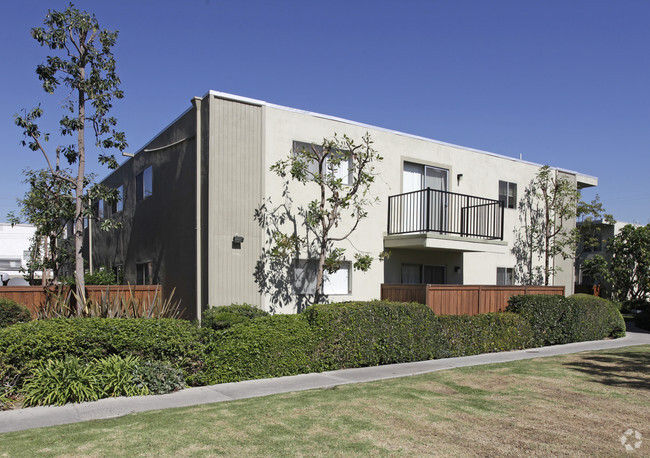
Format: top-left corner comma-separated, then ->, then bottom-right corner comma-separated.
1,326 -> 649,434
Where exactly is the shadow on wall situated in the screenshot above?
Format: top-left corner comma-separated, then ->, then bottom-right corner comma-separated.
253,182 -> 326,314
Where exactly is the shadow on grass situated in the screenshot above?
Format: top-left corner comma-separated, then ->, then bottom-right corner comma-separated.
563,350 -> 650,391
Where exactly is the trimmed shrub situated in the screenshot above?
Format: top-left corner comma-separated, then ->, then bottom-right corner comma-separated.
0,318 -> 206,387
506,294 -> 625,346
432,313 -> 534,358
201,314 -> 315,384
202,304 -> 269,331
304,301 -> 438,370
304,301 -> 534,370
0,298 -> 32,328
132,360 -> 185,394
569,294 -> 626,340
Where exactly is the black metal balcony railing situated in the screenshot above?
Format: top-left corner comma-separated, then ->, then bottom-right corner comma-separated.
387,188 -> 504,240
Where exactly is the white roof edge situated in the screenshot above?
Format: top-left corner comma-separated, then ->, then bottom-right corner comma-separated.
206,90 -> 598,182
112,89 -> 598,186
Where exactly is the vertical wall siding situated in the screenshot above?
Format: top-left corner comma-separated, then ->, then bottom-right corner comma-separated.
207,98 -> 263,307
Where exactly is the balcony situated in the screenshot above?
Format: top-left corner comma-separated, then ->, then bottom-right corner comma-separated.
386,188 -> 506,253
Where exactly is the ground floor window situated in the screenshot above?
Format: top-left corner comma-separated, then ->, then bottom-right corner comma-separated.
293,260 -> 351,295
496,267 -> 514,285
136,262 -> 152,285
401,264 -> 446,284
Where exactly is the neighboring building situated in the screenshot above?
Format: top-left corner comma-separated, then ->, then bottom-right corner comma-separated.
89,91 -> 598,319
0,223 -> 36,281
575,219 -> 636,288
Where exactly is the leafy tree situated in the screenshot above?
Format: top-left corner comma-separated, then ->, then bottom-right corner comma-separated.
512,165 -> 580,285
580,254 -> 611,293
576,194 -> 615,256
7,169 -> 75,284
14,4 -> 126,310
610,224 -> 650,301
255,133 -> 384,309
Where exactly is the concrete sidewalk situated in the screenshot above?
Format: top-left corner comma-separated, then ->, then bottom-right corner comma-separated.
1,328 -> 649,434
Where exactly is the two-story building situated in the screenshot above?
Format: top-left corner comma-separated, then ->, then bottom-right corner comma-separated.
89,91 -> 597,319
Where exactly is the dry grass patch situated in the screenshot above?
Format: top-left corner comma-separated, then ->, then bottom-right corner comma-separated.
1,345 -> 648,456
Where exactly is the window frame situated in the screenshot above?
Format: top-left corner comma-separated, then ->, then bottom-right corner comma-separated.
136,166 -> 153,201
292,259 -> 352,295
498,180 -> 517,209
496,267 -> 515,286
292,141 -> 353,185
110,185 -> 124,214
136,262 -> 152,285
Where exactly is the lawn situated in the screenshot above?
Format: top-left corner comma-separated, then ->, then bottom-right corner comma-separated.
1,345 -> 649,456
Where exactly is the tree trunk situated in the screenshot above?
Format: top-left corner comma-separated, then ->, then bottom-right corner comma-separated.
315,248 -> 326,305
74,75 -> 86,314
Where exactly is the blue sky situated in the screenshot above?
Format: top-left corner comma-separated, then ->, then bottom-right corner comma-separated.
1,0 -> 648,223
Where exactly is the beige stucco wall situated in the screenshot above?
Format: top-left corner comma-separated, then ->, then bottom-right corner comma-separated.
261,103 -> 585,310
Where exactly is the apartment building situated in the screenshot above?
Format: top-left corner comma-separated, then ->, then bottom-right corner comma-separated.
0,223 -> 35,283
89,91 -> 597,319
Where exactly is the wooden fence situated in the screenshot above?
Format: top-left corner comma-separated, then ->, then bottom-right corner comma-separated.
0,285 -> 163,317
381,284 -> 565,316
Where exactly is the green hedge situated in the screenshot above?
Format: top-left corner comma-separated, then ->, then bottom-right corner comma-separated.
202,304 -> 269,331
432,313 -> 534,358
304,301 -> 438,370
506,294 -> 625,346
201,314 -> 315,384
304,301 -> 533,370
0,318 -> 206,387
0,298 -> 32,328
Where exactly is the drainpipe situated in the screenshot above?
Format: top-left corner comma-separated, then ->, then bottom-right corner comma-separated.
192,96 -> 202,323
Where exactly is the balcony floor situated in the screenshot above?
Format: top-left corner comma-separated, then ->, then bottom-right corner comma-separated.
383,232 -> 507,253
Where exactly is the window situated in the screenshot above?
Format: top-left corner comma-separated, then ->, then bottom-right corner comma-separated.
499,181 -> 517,209
110,185 -> 124,214
497,267 -> 514,286
136,166 -> 153,201
112,264 -> 124,284
136,262 -> 152,285
293,259 -> 351,295
293,141 -> 352,185
0,259 -> 21,270
95,199 -> 105,219
401,264 -> 446,284
65,221 -> 74,239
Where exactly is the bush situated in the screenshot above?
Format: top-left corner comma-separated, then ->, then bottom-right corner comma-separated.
202,304 -> 269,331
569,294 -> 626,340
304,301 -> 533,370
95,354 -> 148,398
21,354 -> 151,406
201,314 -> 315,384
432,313 -> 534,358
132,360 -> 185,394
304,301 -> 438,370
506,294 -> 625,346
0,318 -> 206,388
21,356 -> 104,406
0,298 -> 32,328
